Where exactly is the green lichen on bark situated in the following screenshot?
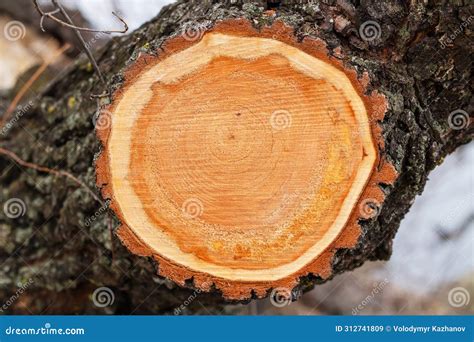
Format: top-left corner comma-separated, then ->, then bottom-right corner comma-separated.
0,0 -> 472,313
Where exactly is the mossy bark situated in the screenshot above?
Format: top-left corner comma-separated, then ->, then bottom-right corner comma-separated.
0,0 -> 472,314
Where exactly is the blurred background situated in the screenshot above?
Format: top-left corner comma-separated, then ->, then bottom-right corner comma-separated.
0,0 -> 472,315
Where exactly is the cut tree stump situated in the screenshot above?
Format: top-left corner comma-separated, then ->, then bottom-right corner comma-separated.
97,20 -> 397,299
0,0 -> 471,313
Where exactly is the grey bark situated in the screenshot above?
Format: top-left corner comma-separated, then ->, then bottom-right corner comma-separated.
0,0 -> 472,314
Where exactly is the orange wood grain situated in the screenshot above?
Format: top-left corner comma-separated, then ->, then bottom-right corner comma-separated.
96,19 -> 398,300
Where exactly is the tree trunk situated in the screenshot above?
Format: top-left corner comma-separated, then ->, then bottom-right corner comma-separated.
0,0 -> 472,314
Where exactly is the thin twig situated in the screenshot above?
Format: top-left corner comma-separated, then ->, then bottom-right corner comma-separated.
0,146 -> 102,204
32,0 -> 128,34
39,8 -> 60,31
0,146 -> 117,255
51,0 -> 105,83
90,91 -> 110,99
1,43 -> 70,127
32,0 -> 129,84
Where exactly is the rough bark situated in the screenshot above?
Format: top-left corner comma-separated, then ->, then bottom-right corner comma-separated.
0,0 -> 472,314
